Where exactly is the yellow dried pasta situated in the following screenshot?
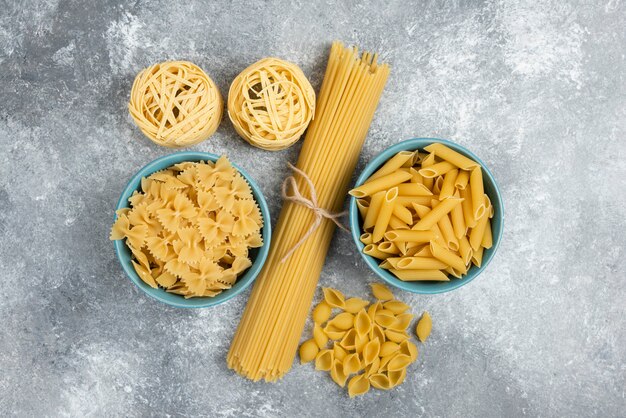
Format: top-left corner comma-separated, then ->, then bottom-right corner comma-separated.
110,156 -> 263,298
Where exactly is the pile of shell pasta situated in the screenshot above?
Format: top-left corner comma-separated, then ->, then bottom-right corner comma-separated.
110,156 -> 263,297
299,283 -> 431,397
350,143 -> 494,281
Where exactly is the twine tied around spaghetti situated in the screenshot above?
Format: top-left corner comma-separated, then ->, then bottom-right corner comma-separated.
280,163 -> 349,263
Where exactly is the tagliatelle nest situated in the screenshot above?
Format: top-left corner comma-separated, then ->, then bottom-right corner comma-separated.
129,61 -> 223,148
227,57 -> 315,151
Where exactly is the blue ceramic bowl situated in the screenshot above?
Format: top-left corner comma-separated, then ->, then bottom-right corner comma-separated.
349,138 -> 503,294
113,152 -> 271,307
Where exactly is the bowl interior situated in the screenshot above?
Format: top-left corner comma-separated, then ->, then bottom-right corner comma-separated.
113,151 -> 271,308
349,138 -> 503,294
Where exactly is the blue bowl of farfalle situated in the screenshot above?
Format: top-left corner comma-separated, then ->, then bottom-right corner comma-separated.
110,152 -> 271,308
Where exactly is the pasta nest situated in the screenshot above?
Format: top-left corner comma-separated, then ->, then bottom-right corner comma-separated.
129,61 -> 223,148
227,57 -> 315,151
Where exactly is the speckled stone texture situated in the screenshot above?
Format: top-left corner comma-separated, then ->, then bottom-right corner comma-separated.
1,0 -> 625,416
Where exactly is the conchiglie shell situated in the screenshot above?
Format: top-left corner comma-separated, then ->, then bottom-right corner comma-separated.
362,339 -> 381,365
312,301 -> 332,324
354,309 -> 372,337
371,283 -> 394,301
364,356 -> 381,378
328,312 -> 354,330
399,340 -> 418,362
388,368 -> 407,387
342,353 -> 362,376
383,300 -> 410,314
384,329 -> 410,343
387,313 -> 414,332
367,301 -> 382,322
333,343 -> 348,362
379,341 -> 400,357
339,329 -> 357,351
330,359 -> 349,387
371,324 -> 387,343
323,287 -> 345,309
323,323 -> 347,340
299,339 -> 319,364
315,349 -> 334,371
343,297 -> 369,313
354,332 -> 369,354
375,311 -> 396,328
369,373 -> 391,390
387,354 -> 412,372
416,311 -> 432,342
348,374 -> 370,398
313,324 -> 329,348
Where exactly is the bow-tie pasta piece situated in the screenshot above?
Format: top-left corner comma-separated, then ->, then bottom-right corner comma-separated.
110,156 -> 263,298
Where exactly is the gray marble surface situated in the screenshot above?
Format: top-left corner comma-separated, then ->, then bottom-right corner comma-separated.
1,0 -> 625,416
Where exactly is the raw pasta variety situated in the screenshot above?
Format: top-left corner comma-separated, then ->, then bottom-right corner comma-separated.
129,61 -> 223,147
110,156 -> 263,298
228,42 -> 390,381
228,57 -> 316,151
349,143 -> 494,282
300,283 -> 431,397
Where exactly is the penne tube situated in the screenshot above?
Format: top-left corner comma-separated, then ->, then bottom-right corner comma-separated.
420,153 -> 435,190
388,215 -> 410,230
469,207 -> 490,251
460,187 -> 477,228
396,183 -> 432,196
379,260 -> 393,269
432,176 -> 444,195
378,241 -> 400,254
454,170 -> 470,190
414,152 -> 428,165
363,244 -> 390,259
430,241 -> 467,273
418,161 -> 455,179
471,246 -> 484,267
356,198 -> 370,219
412,197 -> 463,231
404,245 -> 422,257
363,191 -> 385,231
395,240 -> 408,255
388,257 -> 449,270
360,232 -> 373,245
384,230 -> 436,243
366,151 -> 415,182
439,169 -> 458,200
392,203 -> 413,224
469,167 -> 486,220
409,168 -> 424,184
450,190 -> 467,239
423,143 -> 480,170
390,269 -> 450,281
415,245 -> 433,257
438,213 -> 459,251
444,266 -> 464,278
482,218 -> 493,249
397,196 -> 432,207
372,187 -> 398,242
350,171 -> 412,198
458,236 -> 473,265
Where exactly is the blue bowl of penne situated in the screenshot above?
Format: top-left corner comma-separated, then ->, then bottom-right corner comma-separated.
112,151 -> 271,308
349,138 -> 503,294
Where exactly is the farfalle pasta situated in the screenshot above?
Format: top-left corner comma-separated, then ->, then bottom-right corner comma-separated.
110,156 -> 263,298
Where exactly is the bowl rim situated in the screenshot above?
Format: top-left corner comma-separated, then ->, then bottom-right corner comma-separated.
349,138 -> 504,294
113,151 -> 271,308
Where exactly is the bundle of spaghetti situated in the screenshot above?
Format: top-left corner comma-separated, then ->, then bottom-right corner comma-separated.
227,41 -> 390,381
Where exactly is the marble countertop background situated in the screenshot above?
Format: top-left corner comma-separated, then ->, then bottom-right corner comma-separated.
1,0 -> 624,416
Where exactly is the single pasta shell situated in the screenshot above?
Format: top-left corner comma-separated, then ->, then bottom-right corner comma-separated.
369,373 -> 391,390
371,283 -> 394,301
312,301 -> 332,324
364,356 -> 381,378
340,329 -> 357,351
416,311 -> 432,342
354,309 -> 372,337
387,354 -> 412,372
399,340 -> 418,362
342,353 -> 362,376
383,300 -> 410,315
299,339 -> 319,364
323,323 -> 347,340
371,324 -> 387,344
354,332 -> 369,354
386,313 -> 414,332
348,374 -> 371,398
323,287 -> 346,308
313,323 -> 329,348
384,329 -> 410,344
343,297 -> 370,313
333,343 -> 348,362
375,311 -> 396,328
330,359 -> 349,387
388,368 -> 407,387
315,349 -> 334,371
329,312 -> 355,330
379,341 -> 400,357
367,301 -> 382,322
363,339 -> 381,365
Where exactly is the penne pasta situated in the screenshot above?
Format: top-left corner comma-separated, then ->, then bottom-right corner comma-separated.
439,169 -> 458,200
458,236 -> 473,265
356,198 -> 370,219
450,191 -> 467,239
482,218 -> 493,249
372,188 -> 398,242
388,215 -> 410,230
366,151 -> 415,182
454,170 -> 470,190
469,204 -> 490,251
409,168 -> 424,184
423,143 -> 480,170
415,245 -> 433,257
378,241 -> 400,255
350,171 -> 412,198
430,241 -> 467,273
397,196 -> 432,207
387,257 -> 449,270
471,246 -> 484,267
412,197 -> 463,231
392,203 -> 413,224
460,187 -> 477,228
396,183 -> 433,196
418,161 -> 455,179
390,269 -> 450,281
420,153 -> 435,190
360,232 -> 373,245
384,230 -> 436,243
363,191 -> 385,231
469,167 -> 486,220
363,244 -> 390,259
437,212 -> 459,251
432,176 -> 444,195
